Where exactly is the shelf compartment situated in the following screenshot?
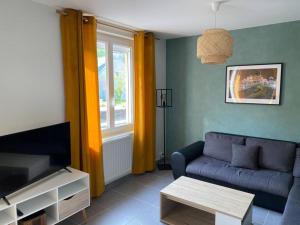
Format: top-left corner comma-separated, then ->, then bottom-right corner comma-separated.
58,178 -> 88,201
17,190 -> 57,220
17,204 -> 58,225
45,204 -> 58,225
161,204 -> 215,225
0,206 -> 16,225
47,216 -> 58,225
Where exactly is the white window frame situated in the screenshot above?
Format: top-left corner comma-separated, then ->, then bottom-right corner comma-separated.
97,33 -> 134,138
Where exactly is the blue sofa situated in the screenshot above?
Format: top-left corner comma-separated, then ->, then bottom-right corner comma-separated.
171,132 -> 300,225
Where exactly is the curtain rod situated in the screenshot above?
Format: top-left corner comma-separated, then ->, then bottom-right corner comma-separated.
96,21 -> 138,34
97,21 -> 160,40
56,9 -> 160,40
98,21 -> 160,40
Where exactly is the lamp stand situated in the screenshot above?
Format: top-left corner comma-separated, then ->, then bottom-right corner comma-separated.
156,89 -> 172,170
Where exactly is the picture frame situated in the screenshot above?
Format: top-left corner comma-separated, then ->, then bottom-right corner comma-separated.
225,63 -> 283,105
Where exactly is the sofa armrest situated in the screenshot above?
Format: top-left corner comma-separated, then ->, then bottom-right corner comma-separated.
171,141 -> 205,179
280,178 -> 300,225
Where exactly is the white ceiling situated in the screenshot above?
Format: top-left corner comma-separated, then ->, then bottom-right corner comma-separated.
33,0 -> 300,39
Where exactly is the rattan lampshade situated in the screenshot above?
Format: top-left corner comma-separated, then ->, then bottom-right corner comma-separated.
197,28 -> 233,64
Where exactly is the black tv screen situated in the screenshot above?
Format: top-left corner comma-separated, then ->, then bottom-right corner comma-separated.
0,122 -> 71,199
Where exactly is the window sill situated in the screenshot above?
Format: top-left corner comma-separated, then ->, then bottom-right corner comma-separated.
102,124 -> 133,139
102,131 -> 133,144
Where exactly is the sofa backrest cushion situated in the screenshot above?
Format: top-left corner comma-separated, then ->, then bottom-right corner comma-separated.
246,137 -> 296,172
203,132 -> 245,162
293,148 -> 300,177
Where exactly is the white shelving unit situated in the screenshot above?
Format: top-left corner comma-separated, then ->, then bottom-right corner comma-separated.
58,179 -> 88,201
0,168 -> 90,225
0,206 -> 15,225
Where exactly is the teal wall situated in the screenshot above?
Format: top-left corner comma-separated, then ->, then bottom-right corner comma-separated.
166,21 -> 300,154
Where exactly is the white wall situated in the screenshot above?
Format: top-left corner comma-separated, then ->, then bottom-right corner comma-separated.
155,39 -> 166,160
0,0 -> 64,135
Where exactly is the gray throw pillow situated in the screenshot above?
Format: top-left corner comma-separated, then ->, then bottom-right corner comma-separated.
231,144 -> 259,170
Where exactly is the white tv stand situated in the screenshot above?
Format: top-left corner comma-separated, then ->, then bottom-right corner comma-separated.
0,167 -> 90,225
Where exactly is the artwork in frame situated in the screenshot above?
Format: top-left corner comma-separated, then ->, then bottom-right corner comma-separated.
225,63 -> 283,105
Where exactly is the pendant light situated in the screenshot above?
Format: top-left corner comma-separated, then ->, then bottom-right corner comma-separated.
197,1 -> 233,64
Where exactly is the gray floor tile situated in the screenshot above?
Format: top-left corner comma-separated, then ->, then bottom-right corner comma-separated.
126,209 -> 164,225
112,179 -> 146,196
86,197 -> 154,225
129,186 -> 160,207
134,173 -> 173,191
265,210 -> 282,225
58,170 -> 283,225
57,217 -> 76,225
253,206 -> 269,225
91,189 -> 128,210
86,207 -> 132,225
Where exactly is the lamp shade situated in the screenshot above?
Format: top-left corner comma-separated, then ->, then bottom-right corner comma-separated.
197,28 -> 233,64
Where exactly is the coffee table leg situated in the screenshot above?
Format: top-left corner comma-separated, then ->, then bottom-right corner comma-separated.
215,203 -> 252,225
243,204 -> 253,225
216,212 -> 242,225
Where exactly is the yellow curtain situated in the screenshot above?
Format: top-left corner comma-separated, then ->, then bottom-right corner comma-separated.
60,9 -> 105,197
133,31 -> 156,174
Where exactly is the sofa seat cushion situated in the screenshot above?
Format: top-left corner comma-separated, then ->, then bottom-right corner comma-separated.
203,132 -> 245,162
294,177 -> 300,187
186,156 -> 293,197
246,137 -> 296,172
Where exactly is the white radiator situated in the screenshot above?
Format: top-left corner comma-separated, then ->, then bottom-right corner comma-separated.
103,133 -> 133,184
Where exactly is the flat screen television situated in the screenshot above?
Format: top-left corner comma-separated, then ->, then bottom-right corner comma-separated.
0,122 -> 71,200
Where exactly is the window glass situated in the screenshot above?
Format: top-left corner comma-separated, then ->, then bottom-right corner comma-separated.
97,42 -> 108,129
96,33 -> 133,137
113,45 -> 131,126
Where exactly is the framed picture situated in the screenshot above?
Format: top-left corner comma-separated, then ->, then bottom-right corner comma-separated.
225,63 -> 283,105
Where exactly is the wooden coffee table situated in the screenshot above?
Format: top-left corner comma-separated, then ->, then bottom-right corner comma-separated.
160,176 -> 254,225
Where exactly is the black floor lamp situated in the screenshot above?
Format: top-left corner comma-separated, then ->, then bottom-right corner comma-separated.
156,89 -> 172,170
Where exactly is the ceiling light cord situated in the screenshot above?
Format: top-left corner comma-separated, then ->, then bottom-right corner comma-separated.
214,12 -> 217,28
211,1 -> 221,28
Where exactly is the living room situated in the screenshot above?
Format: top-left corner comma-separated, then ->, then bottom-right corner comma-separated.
0,0 -> 299,225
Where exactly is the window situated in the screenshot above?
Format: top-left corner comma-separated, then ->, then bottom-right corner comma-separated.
97,33 -> 133,137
